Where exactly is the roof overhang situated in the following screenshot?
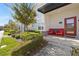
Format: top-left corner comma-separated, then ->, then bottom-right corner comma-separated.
38,3 -> 70,14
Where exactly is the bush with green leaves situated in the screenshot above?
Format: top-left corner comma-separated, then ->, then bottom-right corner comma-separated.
15,34 -> 20,39
27,30 -> 41,33
9,30 -> 16,34
20,32 -> 43,41
4,29 -> 19,35
4,28 -> 9,32
71,47 -> 79,56
4,31 -> 11,35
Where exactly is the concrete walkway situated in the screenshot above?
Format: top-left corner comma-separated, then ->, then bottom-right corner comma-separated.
0,31 -> 4,42
35,36 -> 79,56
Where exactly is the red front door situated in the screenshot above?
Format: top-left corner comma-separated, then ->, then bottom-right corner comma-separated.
64,16 -> 76,36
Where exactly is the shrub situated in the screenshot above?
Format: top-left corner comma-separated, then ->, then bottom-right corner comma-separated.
9,30 -> 16,34
11,35 -> 44,56
11,34 -> 15,37
4,30 -> 16,35
27,30 -> 41,33
15,34 -> 20,39
4,28 -> 10,32
20,32 -> 43,41
71,47 -> 79,56
4,31 -> 11,35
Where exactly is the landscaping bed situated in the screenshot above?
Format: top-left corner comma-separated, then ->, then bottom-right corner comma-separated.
11,32 -> 46,56
0,31 -> 46,56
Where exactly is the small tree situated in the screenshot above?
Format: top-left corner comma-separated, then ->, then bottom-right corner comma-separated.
10,3 -> 36,31
4,20 -> 18,32
8,20 -> 16,30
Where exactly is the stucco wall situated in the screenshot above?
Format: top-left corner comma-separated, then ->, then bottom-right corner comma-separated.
44,4 -> 79,37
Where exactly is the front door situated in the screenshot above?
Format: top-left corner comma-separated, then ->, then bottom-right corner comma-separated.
64,16 -> 76,36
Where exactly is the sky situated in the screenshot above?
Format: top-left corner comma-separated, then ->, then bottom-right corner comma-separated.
0,3 -> 12,26
0,3 -> 44,26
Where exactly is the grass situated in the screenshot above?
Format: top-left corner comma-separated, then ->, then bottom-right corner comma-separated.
0,37 -> 21,56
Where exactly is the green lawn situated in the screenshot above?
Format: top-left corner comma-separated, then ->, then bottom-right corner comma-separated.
0,37 -> 21,56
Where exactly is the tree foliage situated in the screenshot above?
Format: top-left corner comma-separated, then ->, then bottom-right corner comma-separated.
10,3 -> 36,30
4,20 -> 18,31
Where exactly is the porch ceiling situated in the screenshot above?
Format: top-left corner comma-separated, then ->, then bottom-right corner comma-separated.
38,3 -> 70,14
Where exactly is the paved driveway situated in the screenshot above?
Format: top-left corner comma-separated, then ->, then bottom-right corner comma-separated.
35,36 -> 79,56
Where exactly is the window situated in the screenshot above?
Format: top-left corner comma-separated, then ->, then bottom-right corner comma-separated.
38,26 -> 43,30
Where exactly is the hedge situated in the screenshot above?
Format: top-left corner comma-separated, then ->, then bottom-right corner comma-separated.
4,29 -> 19,35
15,34 -> 20,39
20,32 -> 43,41
27,30 -> 41,33
11,35 -> 44,56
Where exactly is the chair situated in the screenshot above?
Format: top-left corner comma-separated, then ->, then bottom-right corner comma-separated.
48,28 -> 54,35
56,29 -> 64,36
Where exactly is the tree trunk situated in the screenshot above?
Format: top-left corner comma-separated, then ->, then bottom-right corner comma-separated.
24,25 -> 28,32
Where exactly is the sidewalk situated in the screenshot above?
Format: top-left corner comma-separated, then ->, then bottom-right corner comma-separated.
0,31 -> 4,41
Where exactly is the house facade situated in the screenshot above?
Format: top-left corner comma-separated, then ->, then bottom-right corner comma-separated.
38,3 -> 79,38
32,23 -> 44,31
16,21 -> 25,32
32,3 -> 45,31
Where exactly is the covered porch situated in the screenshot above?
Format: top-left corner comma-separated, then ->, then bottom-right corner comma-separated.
38,3 -> 79,38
